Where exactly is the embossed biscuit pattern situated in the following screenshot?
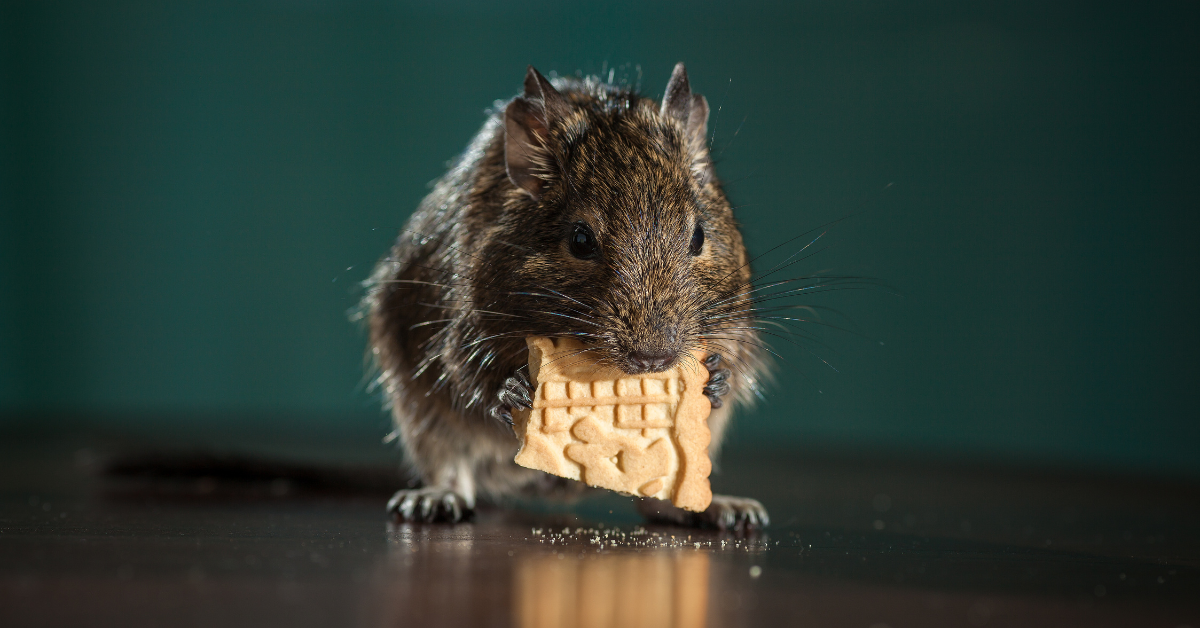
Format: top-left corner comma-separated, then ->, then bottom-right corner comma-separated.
512,336 -> 713,512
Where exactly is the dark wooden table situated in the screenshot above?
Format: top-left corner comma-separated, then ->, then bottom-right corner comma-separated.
1,436 -> 1197,627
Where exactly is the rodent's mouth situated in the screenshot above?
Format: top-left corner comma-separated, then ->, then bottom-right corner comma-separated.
559,335 -> 685,375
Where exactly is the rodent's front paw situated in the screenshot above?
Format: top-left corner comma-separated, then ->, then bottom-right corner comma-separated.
489,367 -> 533,427
387,487 -> 473,523
703,353 -> 732,409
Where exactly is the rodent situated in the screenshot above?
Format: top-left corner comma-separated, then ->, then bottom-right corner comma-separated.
363,63 -> 769,529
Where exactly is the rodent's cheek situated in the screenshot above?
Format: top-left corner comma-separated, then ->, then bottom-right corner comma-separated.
515,256 -> 563,281
689,255 -> 724,275
691,258 -> 741,294
516,255 -> 601,285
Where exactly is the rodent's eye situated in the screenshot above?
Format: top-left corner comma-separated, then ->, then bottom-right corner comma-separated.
689,223 -> 705,256
568,222 -> 599,260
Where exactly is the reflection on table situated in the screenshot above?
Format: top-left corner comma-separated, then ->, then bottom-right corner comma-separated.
515,551 -> 709,628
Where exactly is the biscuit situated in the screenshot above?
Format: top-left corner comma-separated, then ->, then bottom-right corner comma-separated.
512,336 -> 712,512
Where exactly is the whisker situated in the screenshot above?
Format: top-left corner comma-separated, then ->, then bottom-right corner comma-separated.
460,331 -> 540,348
533,311 -> 603,328
715,216 -> 851,286
695,334 -> 785,363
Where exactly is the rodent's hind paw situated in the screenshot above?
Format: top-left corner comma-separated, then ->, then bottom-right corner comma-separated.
703,494 -> 770,531
637,494 -> 769,531
491,367 -> 533,429
703,353 -> 732,409
387,488 -> 473,523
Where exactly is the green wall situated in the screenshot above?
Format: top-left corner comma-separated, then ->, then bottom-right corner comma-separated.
2,1 -> 1198,475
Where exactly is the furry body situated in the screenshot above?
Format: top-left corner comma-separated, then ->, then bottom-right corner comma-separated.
364,65 -> 768,527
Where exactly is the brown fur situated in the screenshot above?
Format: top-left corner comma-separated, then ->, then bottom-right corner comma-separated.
362,65 -> 767,522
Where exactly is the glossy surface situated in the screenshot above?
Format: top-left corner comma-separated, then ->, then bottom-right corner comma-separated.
1,439 -> 1197,627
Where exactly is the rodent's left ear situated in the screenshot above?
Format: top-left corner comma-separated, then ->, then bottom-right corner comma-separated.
505,66 -> 568,200
662,63 -> 713,185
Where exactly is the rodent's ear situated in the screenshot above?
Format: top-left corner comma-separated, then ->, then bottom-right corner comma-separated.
661,63 -> 694,123
662,63 -> 713,185
687,93 -> 710,149
505,66 -> 568,200
521,66 -> 570,120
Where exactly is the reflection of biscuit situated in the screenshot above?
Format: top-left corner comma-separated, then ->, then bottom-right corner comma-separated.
515,552 -> 710,628
512,337 -> 712,512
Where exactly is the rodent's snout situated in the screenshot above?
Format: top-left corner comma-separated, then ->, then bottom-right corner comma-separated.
625,350 -> 677,374
612,311 -> 686,374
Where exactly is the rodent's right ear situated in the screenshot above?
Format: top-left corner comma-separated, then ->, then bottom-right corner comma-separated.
505,66 -> 567,200
662,63 -> 714,186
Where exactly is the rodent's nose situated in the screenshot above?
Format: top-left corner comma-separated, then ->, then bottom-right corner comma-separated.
627,351 -> 677,373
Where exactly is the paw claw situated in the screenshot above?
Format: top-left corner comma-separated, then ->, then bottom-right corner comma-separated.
388,488 -> 472,523
489,405 -> 514,427
703,353 -> 732,409
397,495 -> 416,520
442,493 -> 462,522
490,367 -> 534,428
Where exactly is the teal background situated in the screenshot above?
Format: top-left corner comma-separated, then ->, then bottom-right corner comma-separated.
2,2 -> 1198,475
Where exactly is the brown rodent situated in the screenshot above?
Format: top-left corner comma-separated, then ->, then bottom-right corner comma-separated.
363,63 -> 769,529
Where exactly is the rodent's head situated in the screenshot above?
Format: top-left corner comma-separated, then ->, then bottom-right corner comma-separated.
478,64 -> 753,376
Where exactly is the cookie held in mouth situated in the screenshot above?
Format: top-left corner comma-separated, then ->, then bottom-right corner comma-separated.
512,336 -> 713,512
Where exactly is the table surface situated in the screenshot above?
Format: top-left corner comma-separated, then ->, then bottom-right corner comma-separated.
1,436 -> 1197,628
